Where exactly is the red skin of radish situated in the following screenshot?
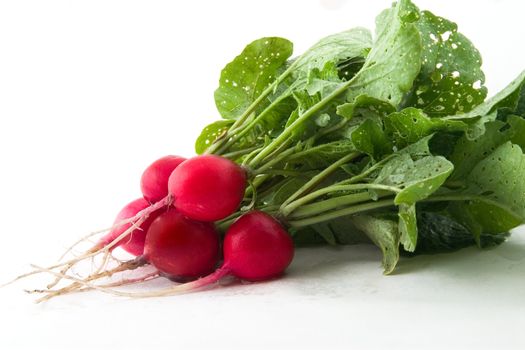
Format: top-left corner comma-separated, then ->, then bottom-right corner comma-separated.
144,208 -> 220,281
141,155 -> 186,203
177,211 -> 294,291
100,198 -> 161,256
223,211 -> 294,281
102,211 -> 294,297
168,155 -> 247,222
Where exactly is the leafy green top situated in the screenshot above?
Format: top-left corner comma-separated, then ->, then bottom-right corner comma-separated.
197,0 -> 524,275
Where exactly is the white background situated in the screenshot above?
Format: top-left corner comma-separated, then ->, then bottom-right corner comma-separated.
1,1 -> 525,349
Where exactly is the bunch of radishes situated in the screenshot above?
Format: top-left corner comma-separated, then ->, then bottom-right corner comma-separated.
21,154 -> 294,301
8,0 -> 524,301
111,153 -> 294,286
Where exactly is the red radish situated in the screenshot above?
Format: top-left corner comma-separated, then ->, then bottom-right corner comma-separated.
101,198 -> 162,256
168,154 -> 247,222
141,155 -> 186,203
144,208 -> 220,281
222,211 -> 294,281
100,211 -> 294,297
12,155 -> 247,296
28,207 -> 219,301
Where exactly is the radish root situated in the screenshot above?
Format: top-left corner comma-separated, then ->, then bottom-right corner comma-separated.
43,217 -> 147,289
36,256 -> 147,299
2,196 -> 170,293
34,267 -> 160,303
30,265 -> 231,301
58,230 -> 104,262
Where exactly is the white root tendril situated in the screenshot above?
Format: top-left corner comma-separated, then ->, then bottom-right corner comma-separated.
2,196 -> 170,291
58,231 -> 104,262
44,217 -> 146,290
30,265 -> 230,301
27,272 -> 161,297
34,268 -> 160,303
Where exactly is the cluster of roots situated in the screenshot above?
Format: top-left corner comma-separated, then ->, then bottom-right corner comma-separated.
4,196 -> 226,302
4,202 -> 168,303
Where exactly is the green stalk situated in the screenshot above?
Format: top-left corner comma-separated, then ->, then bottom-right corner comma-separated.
216,83 -> 350,157
281,183 -> 400,217
288,191 -> 389,219
221,146 -> 260,160
244,174 -> 271,197
214,93 -> 291,155
206,61 -> 299,155
286,192 -> 516,230
252,117 -> 351,174
287,199 -> 395,227
424,194 -> 517,214
337,153 -> 396,185
217,204 -> 280,232
280,152 -> 360,209
251,139 -> 295,173
311,117 -> 350,139
255,169 -> 304,177
247,74 -> 362,169
241,146 -> 265,167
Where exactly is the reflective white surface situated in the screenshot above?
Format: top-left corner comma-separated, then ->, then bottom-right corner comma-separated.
1,1 -> 524,349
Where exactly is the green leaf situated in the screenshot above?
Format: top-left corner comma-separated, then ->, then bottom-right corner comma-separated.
271,28 -> 374,131
212,28 -> 370,147
335,95 -> 396,159
328,217 -> 372,245
286,140 -> 356,169
444,70 -> 525,139
515,86 -> 525,117
508,115 -> 525,149
367,137 -> 454,252
274,28 -> 373,108
396,156 -> 453,205
448,120 -> 509,180
249,63 -> 347,145
460,72 -> 525,119
447,140 -> 525,240
352,215 -> 400,274
428,132 -> 463,158
374,153 -> 454,205
398,203 -> 418,252
214,37 -> 293,119
463,142 -> 525,222
449,201 -> 521,241
411,211 -> 475,254
384,107 -> 466,149
404,211 -> 509,255
288,64 -> 348,142
253,95 -> 297,138
263,176 -> 312,206
311,223 -> 337,245
195,119 -> 234,154
286,101 -> 319,141
444,115 -> 525,238
305,62 -> 344,97
291,226 -> 327,246
346,0 -> 422,106
397,134 -> 434,156
351,119 -> 392,159
448,116 -> 525,181
337,57 -> 366,81
292,218 -> 370,246
336,94 -> 396,120
403,10 -> 487,116
293,28 -> 372,77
